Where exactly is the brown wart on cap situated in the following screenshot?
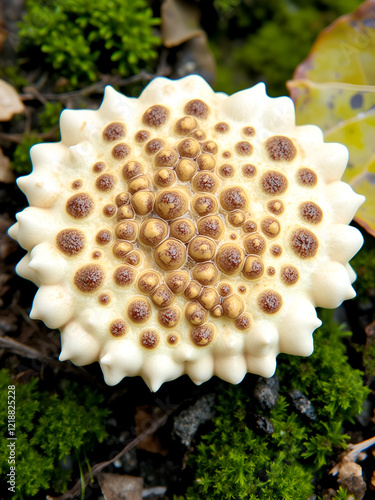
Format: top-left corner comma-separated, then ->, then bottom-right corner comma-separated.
155,148 -> 178,168
184,281 -> 202,300
265,135 -> 297,161
74,264 -> 105,293
103,122 -> 126,142
242,256 -> 264,280
170,218 -> 196,242
145,138 -> 165,155
140,329 -> 160,349
197,215 -> 225,240
290,228 -> 319,259
175,116 -> 197,135
110,319 -> 128,337
112,143 -> 131,160
139,218 -> 168,247
260,171 -> 288,195
175,159 -> 197,182
243,233 -> 266,255
154,238 -> 186,270
154,168 -> 176,187
66,193 -> 94,219
158,306 -> 181,328
192,172 -> 219,193
151,284 -> 175,308
297,168 -> 318,186
127,298 -> 152,323
192,194 -> 218,216
192,262 -> 219,286
220,187 -> 248,211
222,295 -> 245,319
215,122 -> 230,133
188,236 -> 217,262
216,244 -> 245,275
281,265 -> 299,285
185,99 -> 210,119
154,190 -> 189,220
165,270 -> 189,294
103,204 -> 116,218
185,302 -> 208,325
113,265 -> 136,287
56,229 -> 85,256
143,105 -> 169,127
258,290 -> 283,314
137,270 -> 161,294
96,229 -> 112,245
122,161 -> 144,180
299,201 -> 323,224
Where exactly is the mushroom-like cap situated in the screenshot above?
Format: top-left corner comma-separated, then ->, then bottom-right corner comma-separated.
8,75 -> 364,391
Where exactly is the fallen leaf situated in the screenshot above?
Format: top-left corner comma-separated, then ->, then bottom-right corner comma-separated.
134,405 -> 168,455
287,0 -> 375,236
161,0 -> 216,84
0,147 -> 14,183
98,473 -> 143,500
0,79 -> 24,121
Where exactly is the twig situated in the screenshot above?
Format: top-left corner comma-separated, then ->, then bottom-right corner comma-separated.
0,335 -> 97,382
0,125 -> 59,145
48,412 -> 169,500
20,70 -> 169,104
330,435 -> 375,476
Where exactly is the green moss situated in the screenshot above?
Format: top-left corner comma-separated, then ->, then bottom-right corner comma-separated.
0,370 -> 109,499
185,311 -> 369,499
351,245 -> 375,303
11,135 -> 43,175
211,0 -> 363,96
18,0 -> 160,88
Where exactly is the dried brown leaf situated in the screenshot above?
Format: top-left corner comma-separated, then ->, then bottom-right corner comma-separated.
0,79 -> 24,121
98,473 -> 143,500
0,147 -> 14,183
135,405 -> 168,455
161,0 -> 203,48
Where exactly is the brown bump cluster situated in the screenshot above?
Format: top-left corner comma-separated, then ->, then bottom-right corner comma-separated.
176,159 -> 197,182
267,200 -> 284,215
185,99 -> 210,119
155,148 -> 178,168
56,229 -> 85,255
218,164 -> 234,178
192,172 -> 219,193
155,190 -> 188,220
192,262 -> 218,286
143,105 -> 169,127
103,204 -> 116,217
235,141 -> 253,156
244,234 -> 266,255
220,187 -> 248,211
140,330 -> 160,349
132,191 -> 154,215
189,236 -> 216,262
299,202 -> 323,224
66,193 -> 94,219
197,216 -> 224,240
192,195 -> 217,216
260,217 -> 280,238
216,244 -> 244,275
260,171 -> 288,195
158,307 -> 180,328
74,264 -> 104,293
178,138 -> 200,158
198,287 -> 220,310
290,228 -> 319,259
154,239 -> 186,270
242,164 -> 257,178
137,270 -> 160,294
115,221 -> 137,241
96,174 -> 116,192
215,122 -> 230,133
103,122 -> 126,142
190,324 -> 215,346
184,281 -> 202,300
234,313 -> 252,330
166,271 -> 189,294
96,229 -> 112,245
281,265 -> 299,285
228,210 -> 246,227
175,116 -> 197,135
93,161 -> 106,173
297,168 -> 317,186
145,138 -> 165,155
202,141 -> 218,155
110,319 -> 128,337
113,265 -> 136,286
258,290 -> 283,314
266,135 -> 297,161
222,295 -> 244,319
139,218 -> 168,246
243,220 -> 257,233
170,219 -> 195,242
112,241 -> 133,259
112,143 -> 131,160
127,298 -> 151,323
135,129 -> 150,143
154,168 -> 176,187
242,256 -> 264,280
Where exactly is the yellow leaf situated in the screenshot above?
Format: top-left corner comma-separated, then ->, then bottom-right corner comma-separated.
287,0 -> 375,236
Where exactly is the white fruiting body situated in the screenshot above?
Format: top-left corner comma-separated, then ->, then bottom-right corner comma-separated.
8,75 -> 364,391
